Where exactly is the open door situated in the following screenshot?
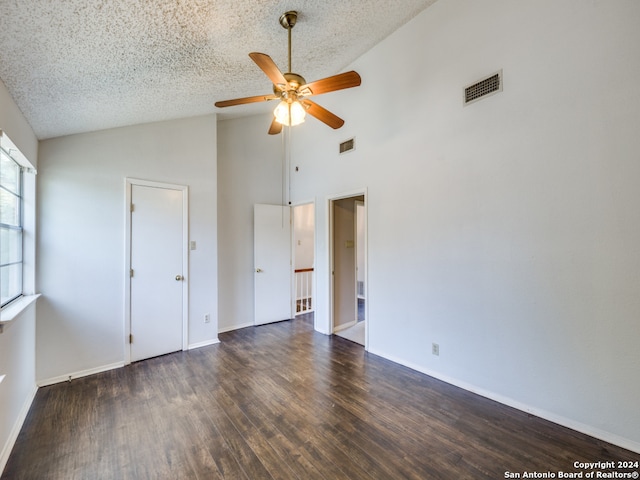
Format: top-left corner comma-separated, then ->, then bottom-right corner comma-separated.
254,204 -> 292,325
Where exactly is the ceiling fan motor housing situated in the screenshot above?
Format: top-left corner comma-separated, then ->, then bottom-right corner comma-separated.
273,72 -> 307,97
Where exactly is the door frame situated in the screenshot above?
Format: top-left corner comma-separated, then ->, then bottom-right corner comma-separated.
124,178 -> 189,365
328,188 -> 368,349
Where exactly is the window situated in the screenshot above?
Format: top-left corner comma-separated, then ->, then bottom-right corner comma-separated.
0,130 -> 35,312
1,143 -> 23,306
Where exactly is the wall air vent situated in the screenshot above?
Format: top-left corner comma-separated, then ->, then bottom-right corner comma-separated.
464,70 -> 502,106
339,137 -> 355,154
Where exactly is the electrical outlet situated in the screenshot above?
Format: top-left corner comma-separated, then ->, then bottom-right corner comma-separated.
432,343 -> 439,356
204,313 -> 210,324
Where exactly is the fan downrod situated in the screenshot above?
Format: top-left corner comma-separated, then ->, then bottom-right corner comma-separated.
278,11 -> 299,81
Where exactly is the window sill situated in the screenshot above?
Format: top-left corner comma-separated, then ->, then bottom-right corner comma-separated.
0,294 -> 41,333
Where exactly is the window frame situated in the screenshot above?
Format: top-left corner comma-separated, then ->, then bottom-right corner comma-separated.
1,145 -> 24,307
0,128 -> 40,318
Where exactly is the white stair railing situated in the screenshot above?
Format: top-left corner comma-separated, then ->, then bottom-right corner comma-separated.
294,268 -> 314,315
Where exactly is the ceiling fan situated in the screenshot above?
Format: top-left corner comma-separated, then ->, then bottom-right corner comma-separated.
214,11 -> 361,135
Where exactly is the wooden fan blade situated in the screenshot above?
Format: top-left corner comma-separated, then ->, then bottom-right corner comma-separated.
302,100 -> 345,129
249,52 -> 287,88
214,94 -> 278,108
300,71 -> 361,96
268,117 -> 283,135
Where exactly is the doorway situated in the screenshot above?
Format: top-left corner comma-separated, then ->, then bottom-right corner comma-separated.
293,203 -> 315,317
330,193 -> 366,347
125,179 -> 189,363
355,200 -> 365,323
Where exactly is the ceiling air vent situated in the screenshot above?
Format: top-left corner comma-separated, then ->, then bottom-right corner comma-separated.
339,137 -> 355,154
464,70 -> 502,106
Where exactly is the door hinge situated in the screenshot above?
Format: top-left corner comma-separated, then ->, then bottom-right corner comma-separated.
129,334 -> 133,344
130,268 -> 134,278
130,203 -> 135,212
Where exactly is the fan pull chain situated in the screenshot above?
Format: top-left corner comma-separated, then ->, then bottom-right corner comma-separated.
281,126 -> 286,212
279,125 -> 292,227
287,124 -> 292,204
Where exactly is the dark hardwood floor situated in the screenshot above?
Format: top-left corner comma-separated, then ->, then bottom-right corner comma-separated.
3,314 -> 639,479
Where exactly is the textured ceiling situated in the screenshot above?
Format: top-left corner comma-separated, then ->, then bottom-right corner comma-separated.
0,0 -> 437,140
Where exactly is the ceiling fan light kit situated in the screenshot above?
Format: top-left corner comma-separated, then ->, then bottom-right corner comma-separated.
214,11 -> 361,135
274,99 -> 306,126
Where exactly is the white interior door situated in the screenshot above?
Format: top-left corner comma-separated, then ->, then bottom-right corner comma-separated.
254,204 -> 292,325
130,184 -> 184,361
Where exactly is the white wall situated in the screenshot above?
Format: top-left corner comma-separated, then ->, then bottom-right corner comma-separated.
36,115 -> 218,383
217,114 -> 285,332
0,80 -> 39,474
0,81 -> 38,163
288,0 -> 640,451
356,201 -> 365,288
0,303 -> 36,473
293,203 -> 314,270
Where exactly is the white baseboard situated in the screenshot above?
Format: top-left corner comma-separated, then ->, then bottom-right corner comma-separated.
367,348 -> 640,455
37,362 -> 125,388
188,338 -> 220,350
0,383 -> 38,476
218,321 -> 253,334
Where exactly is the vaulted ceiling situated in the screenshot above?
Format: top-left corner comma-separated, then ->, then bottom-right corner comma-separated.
0,0 -> 437,140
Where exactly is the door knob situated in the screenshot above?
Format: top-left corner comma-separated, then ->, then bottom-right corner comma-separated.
175,275 -> 183,281
256,268 -> 263,273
